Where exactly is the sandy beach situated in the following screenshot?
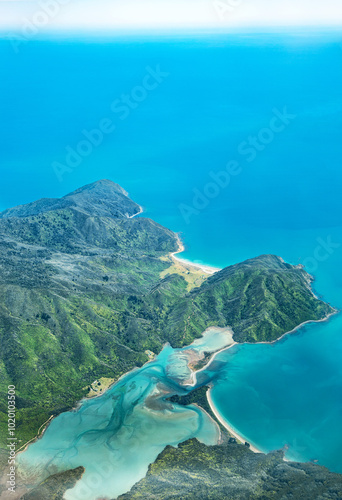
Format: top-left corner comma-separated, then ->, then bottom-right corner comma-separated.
203,312 -> 339,457
171,236 -> 221,275
127,205 -> 143,218
180,328 -> 263,454
130,211 -> 220,276
128,210 -> 219,275
207,390 -> 263,454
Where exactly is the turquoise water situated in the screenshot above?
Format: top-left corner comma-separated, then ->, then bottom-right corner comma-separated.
210,315 -> 342,472
2,30 -> 342,490
17,329 -> 229,499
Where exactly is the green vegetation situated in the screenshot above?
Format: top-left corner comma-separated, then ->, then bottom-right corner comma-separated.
0,180 -> 335,457
20,466 -> 85,500
168,385 -> 215,421
168,385 -> 232,437
170,255 -> 334,343
118,438 -> 342,500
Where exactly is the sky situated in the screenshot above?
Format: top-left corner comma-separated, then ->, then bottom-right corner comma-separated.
0,0 -> 342,33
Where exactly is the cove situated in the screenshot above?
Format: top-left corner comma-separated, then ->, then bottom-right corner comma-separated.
209,314 -> 342,474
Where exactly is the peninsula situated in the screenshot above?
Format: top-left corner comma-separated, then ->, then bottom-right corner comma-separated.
0,180 -> 337,499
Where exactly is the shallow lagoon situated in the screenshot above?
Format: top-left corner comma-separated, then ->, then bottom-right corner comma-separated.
18,328 -> 231,499
18,315 -> 342,499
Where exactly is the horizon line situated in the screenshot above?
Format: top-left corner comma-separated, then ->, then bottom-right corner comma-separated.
1,24 -> 342,36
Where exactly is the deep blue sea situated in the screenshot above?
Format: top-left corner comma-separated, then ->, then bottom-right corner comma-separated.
2,29 -> 342,490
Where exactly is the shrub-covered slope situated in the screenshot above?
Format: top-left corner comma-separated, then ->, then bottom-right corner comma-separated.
173,254 -> 333,343
0,181 -> 334,449
20,466 -> 85,500
118,438 -> 342,500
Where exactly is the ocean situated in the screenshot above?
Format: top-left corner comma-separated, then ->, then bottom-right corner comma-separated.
2,28 -> 342,487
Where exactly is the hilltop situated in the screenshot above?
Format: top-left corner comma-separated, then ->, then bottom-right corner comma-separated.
0,179 -> 141,220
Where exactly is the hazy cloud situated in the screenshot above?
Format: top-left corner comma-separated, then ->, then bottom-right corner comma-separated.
0,0 -> 341,32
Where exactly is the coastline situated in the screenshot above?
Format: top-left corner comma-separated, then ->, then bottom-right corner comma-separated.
171,236 -> 221,275
15,365 -> 142,459
15,306 -> 337,464
182,329 -> 263,452
128,205 -> 143,219
15,234 -> 338,470
202,310 -> 338,458
184,333 -> 238,387
129,207 -> 219,276
244,309 -> 338,347
206,390 -> 263,454
15,416 -> 54,455
128,208 -> 219,275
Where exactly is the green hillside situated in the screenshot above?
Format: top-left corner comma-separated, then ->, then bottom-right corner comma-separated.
0,180 -> 334,453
